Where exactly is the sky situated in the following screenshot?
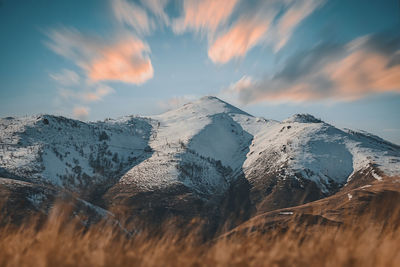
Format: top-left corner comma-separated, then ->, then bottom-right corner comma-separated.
0,0 -> 399,144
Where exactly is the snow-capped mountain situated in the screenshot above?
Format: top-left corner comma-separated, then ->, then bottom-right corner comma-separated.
0,96 -> 399,223
0,114 -> 153,191
115,96 -> 271,195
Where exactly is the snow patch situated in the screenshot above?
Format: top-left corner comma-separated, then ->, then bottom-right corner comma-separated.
371,170 -> 383,181
279,211 -> 294,215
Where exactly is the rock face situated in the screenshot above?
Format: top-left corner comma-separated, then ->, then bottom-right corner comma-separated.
0,96 -> 399,230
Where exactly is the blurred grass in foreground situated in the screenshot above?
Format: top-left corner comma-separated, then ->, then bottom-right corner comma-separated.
0,201 -> 399,267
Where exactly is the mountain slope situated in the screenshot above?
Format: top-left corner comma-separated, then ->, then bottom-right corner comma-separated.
112,96 -> 270,195
243,114 -> 400,213
0,97 -> 399,228
0,115 -> 153,192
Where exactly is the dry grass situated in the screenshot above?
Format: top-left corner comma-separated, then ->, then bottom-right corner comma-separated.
0,204 -> 399,267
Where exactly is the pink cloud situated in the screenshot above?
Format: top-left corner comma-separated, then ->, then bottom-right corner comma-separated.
223,35 -> 400,104
173,0 -> 239,35
326,50 -> 400,99
207,0 -> 324,64
82,85 -> 115,102
46,28 -> 153,85
208,17 -> 270,64
73,106 -> 90,120
88,38 -> 154,84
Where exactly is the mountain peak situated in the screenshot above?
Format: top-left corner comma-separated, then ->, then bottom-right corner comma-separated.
194,96 -> 251,116
160,96 -> 251,118
283,113 -> 323,123
199,95 -> 220,101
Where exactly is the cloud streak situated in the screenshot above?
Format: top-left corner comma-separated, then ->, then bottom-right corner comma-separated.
141,0 -> 170,25
158,95 -> 198,111
87,37 -> 153,84
173,0 -> 239,36
208,0 -> 324,64
112,0 -> 154,35
73,106 -> 90,120
46,28 -> 153,85
111,0 -> 170,34
49,69 -> 80,87
223,33 -> 400,103
53,70 -> 114,119
271,0 -> 323,52
208,16 -> 270,64
46,0 -> 169,119
58,83 -> 115,103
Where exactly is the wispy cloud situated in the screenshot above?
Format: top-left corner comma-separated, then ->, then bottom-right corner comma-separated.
173,0 -> 238,36
73,106 -> 90,120
158,95 -> 198,111
87,37 -> 153,84
111,0 -> 170,34
45,0 -> 171,119
53,70 -> 114,119
141,0 -> 170,25
58,83 -> 115,103
81,85 -> 115,102
112,0 -> 154,35
46,28 -> 153,85
208,0 -> 324,64
222,32 -> 400,104
208,16 -> 270,64
270,0 -> 323,52
49,69 -> 80,87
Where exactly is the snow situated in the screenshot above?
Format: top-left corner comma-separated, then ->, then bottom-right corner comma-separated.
0,177 -> 33,186
347,193 -> 353,200
242,114 -> 400,192
371,170 -> 383,181
0,97 -> 399,197
279,211 -> 294,215
283,114 -> 322,123
360,184 -> 372,189
0,115 -> 153,190
120,96 -> 265,194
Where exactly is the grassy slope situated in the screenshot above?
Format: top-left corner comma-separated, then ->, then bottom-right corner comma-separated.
1,179 -> 399,267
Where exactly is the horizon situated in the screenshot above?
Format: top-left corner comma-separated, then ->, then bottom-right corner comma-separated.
0,0 -> 399,144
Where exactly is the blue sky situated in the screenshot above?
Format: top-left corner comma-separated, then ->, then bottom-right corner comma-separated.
0,0 -> 399,144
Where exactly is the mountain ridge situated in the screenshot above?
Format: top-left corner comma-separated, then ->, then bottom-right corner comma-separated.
0,96 -> 399,230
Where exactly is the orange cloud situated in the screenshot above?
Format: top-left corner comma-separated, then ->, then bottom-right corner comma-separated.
326,51 -> 400,99
253,84 -> 323,103
46,28 -> 153,85
87,38 -> 154,84
173,0 -> 238,35
82,85 -> 115,102
208,18 -> 270,64
226,76 -> 322,104
207,0 -> 323,64
73,106 -> 90,120
223,35 -> 400,104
